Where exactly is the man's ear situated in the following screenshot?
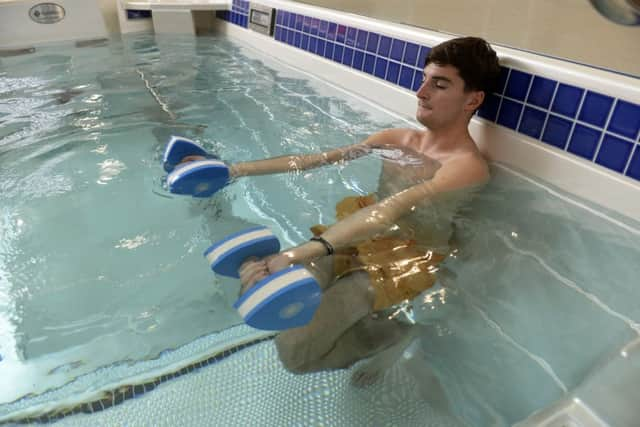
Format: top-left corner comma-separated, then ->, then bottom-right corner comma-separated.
465,90 -> 485,112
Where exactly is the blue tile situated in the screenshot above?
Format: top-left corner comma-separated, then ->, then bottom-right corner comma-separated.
286,28 -> 294,45
324,42 -> 334,59
567,124 -> 601,160
578,91 -> 614,128
316,39 -> 326,56
308,36 -> 318,53
497,99 -> 524,130
417,46 -> 430,68
607,100 -> 640,140
542,114 -> 573,149
327,22 -> 337,40
310,18 -> 319,36
366,33 -> 379,53
496,67 -> 510,94
378,36 -> 392,57
412,69 -> 423,91
302,16 -> 311,33
342,47 -> 354,66
363,54 -> 376,74
318,20 -> 328,38
353,50 -> 364,70
477,94 -> 501,122
386,61 -> 400,84
390,39 -> 405,62
527,76 -> 556,109
333,44 -> 344,62
551,83 -> 584,118
274,26 -> 282,41
595,134 -> 633,172
399,66 -> 414,89
626,146 -> 640,180
504,70 -> 532,101
301,34 -> 309,50
336,25 -> 347,43
287,13 -> 296,28
403,43 -> 419,67
276,11 -> 285,26
294,32 -> 302,48
356,30 -> 368,50
518,107 -> 547,139
374,58 -> 388,79
346,27 -> 357,47
295,14 -> 303,31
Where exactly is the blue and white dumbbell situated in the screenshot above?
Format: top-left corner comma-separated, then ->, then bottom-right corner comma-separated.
204,226 -> 322,331
163,136 -> 230,198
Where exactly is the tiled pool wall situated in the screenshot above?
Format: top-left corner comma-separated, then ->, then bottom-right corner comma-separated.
218,0 -> 640,183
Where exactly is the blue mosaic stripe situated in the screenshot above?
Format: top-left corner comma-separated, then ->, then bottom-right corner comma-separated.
266,8 -> 640,182
216,0 -> 249,28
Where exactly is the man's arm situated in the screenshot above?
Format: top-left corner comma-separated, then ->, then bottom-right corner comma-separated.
275,152 -> 489,266
229,128 -> 411,177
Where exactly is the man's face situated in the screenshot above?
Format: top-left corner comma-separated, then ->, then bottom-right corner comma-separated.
415,63 -> 481,129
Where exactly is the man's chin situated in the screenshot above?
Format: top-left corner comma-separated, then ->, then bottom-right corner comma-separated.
416,112 -> 432,127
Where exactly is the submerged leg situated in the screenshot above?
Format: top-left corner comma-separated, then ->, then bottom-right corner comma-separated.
275,269 -> 375,373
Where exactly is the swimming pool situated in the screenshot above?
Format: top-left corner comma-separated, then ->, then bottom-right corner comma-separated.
1,32 -> 639,426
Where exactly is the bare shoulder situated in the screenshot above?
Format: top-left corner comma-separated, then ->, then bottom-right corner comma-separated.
362,128 -> 419,148
440,149 -> 490,185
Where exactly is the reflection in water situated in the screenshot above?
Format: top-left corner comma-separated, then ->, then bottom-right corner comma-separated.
96,159 -> 126,185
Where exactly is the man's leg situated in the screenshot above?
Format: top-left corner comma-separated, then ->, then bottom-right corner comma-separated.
275,264 -> 374,373
275,259 -> 412,374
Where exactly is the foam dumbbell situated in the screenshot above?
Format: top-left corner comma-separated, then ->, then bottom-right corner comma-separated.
204,226 -> 322,331
162,136 -> 230,198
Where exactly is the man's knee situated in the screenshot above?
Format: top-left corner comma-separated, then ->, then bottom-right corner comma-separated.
274,332 -> 316,374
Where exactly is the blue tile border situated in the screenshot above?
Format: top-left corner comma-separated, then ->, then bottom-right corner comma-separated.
221,4 -> 640,183
217,0 -> 249,28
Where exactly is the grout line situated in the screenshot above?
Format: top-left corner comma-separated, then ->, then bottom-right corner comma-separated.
563,89 -> 587,154
494,68 -> 511,123
538,80 -> 560,144
592,98 -> 618,162
514,75 -> 535,131
622,143 -> 637,175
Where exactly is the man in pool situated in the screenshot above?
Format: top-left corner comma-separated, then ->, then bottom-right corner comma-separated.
185,37 -> 501,383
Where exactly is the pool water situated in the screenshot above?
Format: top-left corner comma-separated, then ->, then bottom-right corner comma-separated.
1,33 -> 639,426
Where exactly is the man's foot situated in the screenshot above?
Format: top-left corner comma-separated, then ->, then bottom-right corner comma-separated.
350,336 -> 412,387
351,353 -> 393,387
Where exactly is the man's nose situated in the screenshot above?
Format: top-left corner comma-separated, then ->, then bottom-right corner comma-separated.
416,81 -> 429,98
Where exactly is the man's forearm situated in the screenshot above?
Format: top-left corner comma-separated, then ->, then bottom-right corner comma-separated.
229,144 -> 370,178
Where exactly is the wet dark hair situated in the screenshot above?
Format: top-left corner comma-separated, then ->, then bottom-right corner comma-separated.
425,37 -> 501,99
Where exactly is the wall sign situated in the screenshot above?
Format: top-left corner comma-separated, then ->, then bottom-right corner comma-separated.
29,3 -> 66,24
249,4 -> 275,36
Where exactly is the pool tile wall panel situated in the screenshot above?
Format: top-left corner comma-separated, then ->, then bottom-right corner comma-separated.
224,3 -> 640,183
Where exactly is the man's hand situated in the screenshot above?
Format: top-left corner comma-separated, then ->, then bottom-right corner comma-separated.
238,258 -> 269,296
238,253 -> 294,296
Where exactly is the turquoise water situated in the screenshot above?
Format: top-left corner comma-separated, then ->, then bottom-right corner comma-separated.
1,33 -> 639,426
